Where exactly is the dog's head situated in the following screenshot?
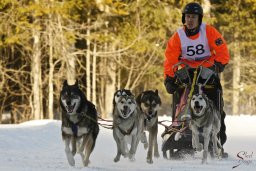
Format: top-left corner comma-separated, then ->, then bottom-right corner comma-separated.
113,89 -> 133,106
60,80 -> 85,115
116,96 -> 137,119
136,90 -> 161,120
190,94 -> 208,117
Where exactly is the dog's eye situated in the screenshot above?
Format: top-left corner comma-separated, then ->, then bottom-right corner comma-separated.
62,95 -> 68,100
152,103 -> 156,107
192,97 -> 195,101
71,95 -> 76,99
128,102 -> 132,105
199,97 -> 203,100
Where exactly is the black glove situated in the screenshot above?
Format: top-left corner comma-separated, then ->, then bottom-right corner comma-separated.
164,76 -> 178,94
210,61 -> 226,73
215,61 -> 226,73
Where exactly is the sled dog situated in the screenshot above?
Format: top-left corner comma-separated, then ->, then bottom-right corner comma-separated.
112,94 -> 144,162
136,90 -> 161,164
60,80 -> 99,167
190,93 -> 222,163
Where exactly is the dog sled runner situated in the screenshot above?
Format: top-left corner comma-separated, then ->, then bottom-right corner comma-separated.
161,61 -> 224,159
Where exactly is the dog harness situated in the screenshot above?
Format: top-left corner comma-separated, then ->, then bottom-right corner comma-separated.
116,113 -> 136,135
65,111 -> 91,137
118,122 -> 135,135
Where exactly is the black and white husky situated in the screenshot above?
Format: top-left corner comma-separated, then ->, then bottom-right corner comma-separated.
112,91 -> 144,162
190,93 -> 222,163
60,80 -> 99,167
136,90 -> 161,164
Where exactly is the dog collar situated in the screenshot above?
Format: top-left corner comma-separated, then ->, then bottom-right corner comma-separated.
144,112 -> 157,126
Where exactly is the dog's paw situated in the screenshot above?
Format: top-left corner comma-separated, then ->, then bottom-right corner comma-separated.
67,156 -> 75,166
174,132 -> 182,141
128,152 -> 135,161
141,132 -> 148,144
65,151 -> 75,166
83,159 -> 90,167
144,142 -> 149,149
114,156 -> 120,162
129,153 -> 136,162
154,151 -> 160,158
196,143 -> 203,151
214,148 -> 222,159
201,158 -> 208,164
146,157 -> 153,164
202,151 -> 208,164
122,152 -> 128,158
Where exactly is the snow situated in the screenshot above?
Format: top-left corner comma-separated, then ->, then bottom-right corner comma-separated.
0,115 -> 255,171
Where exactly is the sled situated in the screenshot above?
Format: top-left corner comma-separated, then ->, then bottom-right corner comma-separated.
161,61 -> 222,159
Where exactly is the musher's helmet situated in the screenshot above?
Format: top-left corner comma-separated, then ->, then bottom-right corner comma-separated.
182,2 -> 203,25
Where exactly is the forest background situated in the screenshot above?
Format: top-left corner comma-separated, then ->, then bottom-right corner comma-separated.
0,0 -> 255,123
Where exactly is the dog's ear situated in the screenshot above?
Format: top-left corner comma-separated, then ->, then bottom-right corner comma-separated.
136,93 -> 143,105
74,79 -> 79,87
154,89 -> 162,105
63,80 -> 68,87
155,89 -> 158,95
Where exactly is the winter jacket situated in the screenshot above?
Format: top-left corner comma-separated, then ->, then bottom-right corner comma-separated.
164,23 -> 230,78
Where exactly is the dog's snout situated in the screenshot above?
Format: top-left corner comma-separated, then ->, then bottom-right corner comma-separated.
66,100 -> 71,105
123,105 -> 128,110
195,101 -> 199,106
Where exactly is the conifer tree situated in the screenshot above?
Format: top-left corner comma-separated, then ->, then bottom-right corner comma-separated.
211,0 -> 256,114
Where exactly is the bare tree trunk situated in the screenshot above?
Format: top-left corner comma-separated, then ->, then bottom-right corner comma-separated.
248,96 -> 255,114
100,22 -> 109,118
117,51 -> 121,90
66,54 -> 76,85
0,62 -> 4,123
105,46 -> 116,117
92,41 -> 97,105
48,3 -> 54,119
32,27 -> 42,120
232,41 -> 241,115
86,11 -> 91,100
125,61 -> 134,89
100,72 -> 105,117
31,0 -> 42,120
57,15 -> 76,85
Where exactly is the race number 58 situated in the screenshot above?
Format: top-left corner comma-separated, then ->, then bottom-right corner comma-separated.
186,44 -> 205,56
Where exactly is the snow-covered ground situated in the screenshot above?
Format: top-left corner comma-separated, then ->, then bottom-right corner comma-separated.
0,115 -> 255,171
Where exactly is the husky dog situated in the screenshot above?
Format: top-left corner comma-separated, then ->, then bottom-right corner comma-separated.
136,90 -> 161,164
112,95 -> 144,162
190,93 -> 222,163
60,80 -> 99,167
112,89 -> 133,119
